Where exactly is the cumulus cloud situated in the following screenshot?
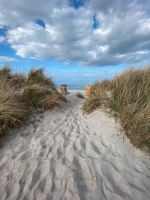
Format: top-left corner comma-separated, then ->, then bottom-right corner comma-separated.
0,0 -> 67,26
0,0 -> 150,66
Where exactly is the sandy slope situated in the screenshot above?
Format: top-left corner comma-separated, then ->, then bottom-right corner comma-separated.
0,94 -> 150,200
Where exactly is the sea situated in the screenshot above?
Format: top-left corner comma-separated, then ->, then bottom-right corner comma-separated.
56,84 -> 86,93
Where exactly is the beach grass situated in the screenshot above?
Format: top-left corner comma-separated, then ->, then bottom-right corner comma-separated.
0,66 -> 65,135
0,78 -> 30,136
76,92 -> 85,99
83,67 -> 150,151
83,80 -> 110,113
27,68 -> 56,90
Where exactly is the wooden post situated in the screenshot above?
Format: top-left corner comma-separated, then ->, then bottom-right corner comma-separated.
85,84 -> 91,96
60,84 -> 67,95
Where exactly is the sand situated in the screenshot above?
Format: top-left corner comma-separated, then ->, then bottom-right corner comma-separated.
0,94 -> 150,200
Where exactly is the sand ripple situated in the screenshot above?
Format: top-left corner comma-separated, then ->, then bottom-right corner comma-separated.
0,94 -> 150,200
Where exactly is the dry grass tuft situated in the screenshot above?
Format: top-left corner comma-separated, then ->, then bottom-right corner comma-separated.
39,94 -> 61,110
21,85 -> 64,110
82,97 -> 102,114
0,66 -> 26,89
91,80 -> 111,94
21,85 -> 50,107
0,79 -> 30,135
109,68 -> 150,149
0,66 -> 11,79
76,92 -> 85,99
10,74 -> 26,89
0,66 -> 65,136
83,81 -> 109,113
83,68 -> 150,151
27,68 -> 56,90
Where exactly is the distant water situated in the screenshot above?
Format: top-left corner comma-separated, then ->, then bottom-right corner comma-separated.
56,84 -> 85,90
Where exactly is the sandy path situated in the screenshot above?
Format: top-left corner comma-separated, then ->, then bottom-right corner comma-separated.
0,94 -> 150,200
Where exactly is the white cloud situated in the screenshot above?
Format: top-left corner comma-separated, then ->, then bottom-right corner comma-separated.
0,56 -> 16,62
0,0 -> 149,66
0,0 -> 67,26
0,36 -> 5,43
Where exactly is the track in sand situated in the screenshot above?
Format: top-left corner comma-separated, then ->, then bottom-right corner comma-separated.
0,94 -> 150,200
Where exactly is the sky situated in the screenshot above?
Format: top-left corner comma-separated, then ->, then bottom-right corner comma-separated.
0,0 -> 150,87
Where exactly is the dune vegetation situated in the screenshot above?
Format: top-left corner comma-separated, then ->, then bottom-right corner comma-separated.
76,92 -> 85,99
0,66 -> 66,136
83,67 -> 150,151
0,78 -> 30,136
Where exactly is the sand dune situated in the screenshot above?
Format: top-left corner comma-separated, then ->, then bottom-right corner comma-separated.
0,94 -> 150,200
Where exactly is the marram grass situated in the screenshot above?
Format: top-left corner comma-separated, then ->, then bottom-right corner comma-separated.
0,66 -> 65,136
83,67 -> 150,151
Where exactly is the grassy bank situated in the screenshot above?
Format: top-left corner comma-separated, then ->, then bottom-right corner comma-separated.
0,66 -> 66,136
83,67 -> 150,151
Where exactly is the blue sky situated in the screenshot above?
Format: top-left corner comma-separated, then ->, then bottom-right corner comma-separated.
0,0 -> 150,87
